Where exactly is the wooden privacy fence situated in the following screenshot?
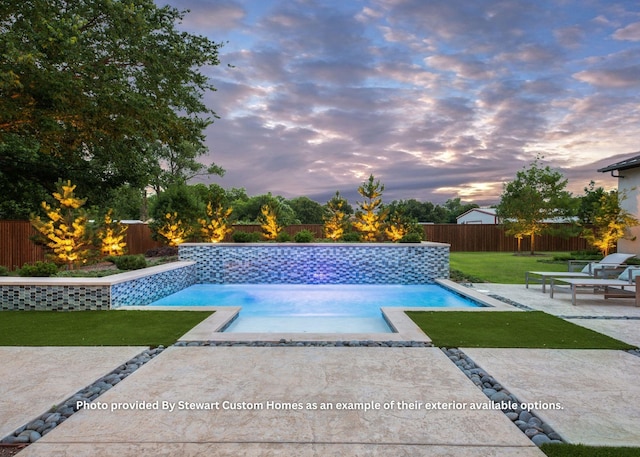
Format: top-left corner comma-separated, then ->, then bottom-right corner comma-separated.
0,221 -> 162,270
421,224 -> 589,252
0,221 -> 590,269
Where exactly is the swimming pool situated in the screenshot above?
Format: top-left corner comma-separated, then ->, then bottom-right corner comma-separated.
149,284 -> 481,333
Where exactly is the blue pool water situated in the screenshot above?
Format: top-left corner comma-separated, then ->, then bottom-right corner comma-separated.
149,284 -> 480,333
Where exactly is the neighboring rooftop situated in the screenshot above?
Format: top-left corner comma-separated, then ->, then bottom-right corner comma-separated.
598,153 -> 640,173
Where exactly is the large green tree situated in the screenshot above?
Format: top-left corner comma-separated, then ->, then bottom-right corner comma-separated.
496,157 -> 575,254
288,196 -> 325,224
0,0 -> 224,218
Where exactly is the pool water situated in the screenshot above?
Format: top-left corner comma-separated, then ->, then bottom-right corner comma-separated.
149,284 -> 480,333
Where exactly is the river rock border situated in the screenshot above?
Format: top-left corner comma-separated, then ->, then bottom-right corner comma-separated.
442,347 -> 564,446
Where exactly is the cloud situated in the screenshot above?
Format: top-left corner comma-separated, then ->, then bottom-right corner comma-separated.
613,22 -> 640,41
574,65 -> 640,88
165,0 -> 246,31
555,25 -> 586,48
181,0 -> 633,206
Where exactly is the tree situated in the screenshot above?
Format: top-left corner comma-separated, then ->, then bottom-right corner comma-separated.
156,212 -> 192,246
233,193 -> 298,225
259,204 -> 283,240
0,0 -> 224,217
30,180 -> 90,269
198,201 -> 233,243
146,141 -> 225,194
289,196 -> 325,224
443,198 -> 479,223
97,209 -> 127,256
323,191 -> 350,241
386,199 -> 449,223
148,184 -> 204,241
580,187 -> 638,256
385,205 -> 423,242
496,157 -> 574,254
352,175 -> 389,241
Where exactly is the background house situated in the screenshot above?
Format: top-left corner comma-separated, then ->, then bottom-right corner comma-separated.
598,153 -> 640,255
456,208 -> 499,224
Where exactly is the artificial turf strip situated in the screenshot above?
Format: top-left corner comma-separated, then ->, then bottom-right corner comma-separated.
0,311 -> 214,347
540,443 -> 640,457
405,311 -> 634,349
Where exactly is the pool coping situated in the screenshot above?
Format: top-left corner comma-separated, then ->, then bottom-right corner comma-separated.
122,279 -> 519,342
0,261 -> 196,286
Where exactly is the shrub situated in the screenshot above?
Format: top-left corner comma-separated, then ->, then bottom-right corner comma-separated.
294,230 -> 314,243
113,255 -> 147,271
0,266 -> 10,276
232,231 -> 261,243
342,232 -> 361,242
276,232 -> 292,242
398,232 -> 423,243
18,261 -> 59,277
145,246 -> 179,257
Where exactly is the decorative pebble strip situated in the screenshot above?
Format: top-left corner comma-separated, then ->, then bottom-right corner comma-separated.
0,346 -> 165,446
486,293 -> 536,310
174,339 -> 433,347
442,347 -> 564,447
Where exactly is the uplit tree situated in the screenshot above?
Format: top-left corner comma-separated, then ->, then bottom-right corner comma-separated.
385,206 -> 422,242
259,204 -> 283,240
580,187 -> 638,256
496,157 -> 574,254
156,212 -> 192,246
323,191 -> 350,241
199,201 -> 233,243
352,175 -> 389,241
30,180 -> 90,269
97,209 -> 128,256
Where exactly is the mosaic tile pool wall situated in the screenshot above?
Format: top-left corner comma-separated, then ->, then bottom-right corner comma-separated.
110,262 -> 197,309
0,262 -> 197,311
0,284 -> 111,311
179,242 -> 450,284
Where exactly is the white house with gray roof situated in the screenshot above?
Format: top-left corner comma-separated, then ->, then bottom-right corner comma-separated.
598,152 -> 640,255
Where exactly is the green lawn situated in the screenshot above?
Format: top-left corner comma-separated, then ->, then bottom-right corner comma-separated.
0,311 -> 213,346
450,252 -> 572,284
541,443 -> 640,457
406,311 -> 634,349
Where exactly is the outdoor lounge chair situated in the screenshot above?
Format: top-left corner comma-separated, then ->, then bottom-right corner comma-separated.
549,266 -> 640,306
525,252 -> 636,293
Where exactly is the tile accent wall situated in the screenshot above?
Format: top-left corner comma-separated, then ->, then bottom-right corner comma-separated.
0,285 -> 111,311
110,262 -> 197,308
179,243 -> 450,284
0,262 -> 197,311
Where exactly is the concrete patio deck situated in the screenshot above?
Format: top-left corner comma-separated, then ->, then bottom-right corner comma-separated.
16,346 -> 543,457
2,283 -> 640,456
0,347 -> 146,439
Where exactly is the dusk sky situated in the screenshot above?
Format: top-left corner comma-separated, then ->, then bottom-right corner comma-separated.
159,0 -> 639,205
